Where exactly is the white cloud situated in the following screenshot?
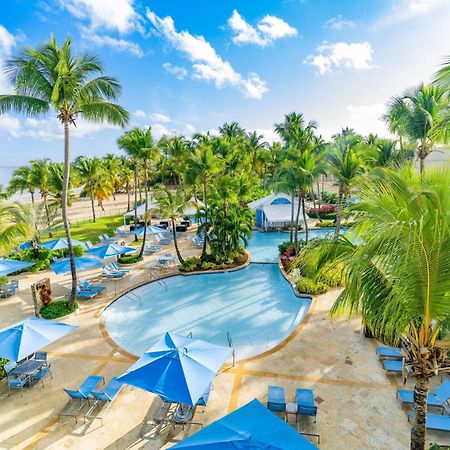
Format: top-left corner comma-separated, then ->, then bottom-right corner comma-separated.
58,0 -> 142,34
252,128 -> 280,144
0,114 -> 22,138
134,109 -> 146,118
347,103 -> 389,137
79,26 -> 143,57
147,8 -> 268,99
373,0 -> 446,29
228,10 -> 297,47
0,25 -> 17,93
162,62 -> 188,80
304,41 -> 375,75
149,123 -> 172,139
324,15 -> 356,30
133,111 -> 171,123
184,124 -> 196,135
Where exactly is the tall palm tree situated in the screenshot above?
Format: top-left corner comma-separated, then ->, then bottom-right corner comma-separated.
47,162 -> 76,209
159,135 -> 189,185
367,138 -> 411,168
0,35 -> 129,304
385,84 -> 447,175
119,157 -> 134,212
74,156 -> 103,222
433,55 -> 450,142
155,187 -> 188,263
434,54 -> 450,91
0,202 -> 32,254
9,165 -> 36,204
297,167 -> 450,450
102,153 -> 122,200
30,159 -> 52,232
118,128 -> 158,257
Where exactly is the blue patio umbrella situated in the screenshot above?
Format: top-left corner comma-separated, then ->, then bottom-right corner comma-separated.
40,238 -> 85,250
85,244 -> 135,259
172,399 -> 318,449
0,317 -> 78,362
117,332 -> 232,406
50,256 -> 103,275
133,226 -> 168,236
0,259 -> 35,276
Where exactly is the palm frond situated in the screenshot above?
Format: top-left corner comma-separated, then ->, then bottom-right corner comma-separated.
0,94 -> 49,116
79,101 -> 129,127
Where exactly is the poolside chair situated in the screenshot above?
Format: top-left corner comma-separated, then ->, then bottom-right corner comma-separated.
192,237 -> 204,248
98,235 -> 105,243
31,363 -> 53,387
408,411 -> 450,433
376,346 -> 403,360
383,359 -> 404,375
102,233 -> 116,243
115,228 -> 129,237
397,380 -> 450,410
110,261 -> 132,273
85,377 -> 123,423
7,374 -> 28,396
33,351 -> 48,365
59,375 -> 104,422
144,245 -> 162,254
79,278 -> 106,292
85,240 -> 94,249
70,289 -> 98,300
267,386 -> 286,416
156,236 -> 171,245
296,388 -> 318,420
102,266 -> 127,278
0,281 -> 18,298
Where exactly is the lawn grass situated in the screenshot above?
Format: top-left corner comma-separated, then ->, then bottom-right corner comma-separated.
52,214 -> 124,245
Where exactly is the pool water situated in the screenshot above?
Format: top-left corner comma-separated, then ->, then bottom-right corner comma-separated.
103,264 -> 311,360
247,228 -> 343,263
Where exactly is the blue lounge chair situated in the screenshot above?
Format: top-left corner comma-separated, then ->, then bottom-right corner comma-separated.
383,359 -> 403,375
102,266 -> 127,278
156,236 -> 171,245
60,375 -> 104,421
267,386 -> 286,415
144,245 -> 162,254
79,278 -> 106,292
408,411 -> 450,432
110,261 -> 132,273
397,380 -> 450,410
86,377 -> 123,423
31,363 -> 53,387
296,388 -> 318,420
376,346 -> 403,360
72,289 -> 98,300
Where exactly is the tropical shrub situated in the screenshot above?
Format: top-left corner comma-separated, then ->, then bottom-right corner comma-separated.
179,257 -> 201,272
318,212 -> 337,220
117,254 -> 143,264
321,191 -> 339,204
41,300 -> 78,319
315,220 -> 335,228
0,358 -> 8,380
278,241 -> 295,256
0,275 -> 7,286
201,261 -> 218,270
296,277 -> 329,295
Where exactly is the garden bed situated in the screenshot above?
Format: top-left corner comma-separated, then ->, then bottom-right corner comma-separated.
179,250 -> 249,273
40,300 -> 79,319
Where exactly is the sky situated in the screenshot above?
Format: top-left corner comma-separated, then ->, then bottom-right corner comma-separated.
0,0 -> 450,167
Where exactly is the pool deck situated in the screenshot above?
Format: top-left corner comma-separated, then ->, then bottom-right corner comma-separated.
0,231 -> 448,449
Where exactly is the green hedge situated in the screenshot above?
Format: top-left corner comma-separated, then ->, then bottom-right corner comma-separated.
41,300 -> 79,319
0,358 -> 8,380
318,212 -> 337,220
296,277 -> 329,295
117,254 -> 143,264
315,221 -> 335,228
179,250 -> 246,272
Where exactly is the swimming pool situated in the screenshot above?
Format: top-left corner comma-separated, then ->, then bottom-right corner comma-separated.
103,264 -> 311,360
247,228 -> 345,263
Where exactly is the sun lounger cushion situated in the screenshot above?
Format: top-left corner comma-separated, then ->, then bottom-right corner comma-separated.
409,412 -> 450,432
91,377 -> 122,402
64,375 -> 103,399
296,388 -> 317,416
398,380 -> 450,407
383,359 -> 403,373
267,386 -> 286,412
376,346 -> 403,359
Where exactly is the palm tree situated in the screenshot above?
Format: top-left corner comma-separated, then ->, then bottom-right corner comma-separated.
434,54 -> 450,90
9,165 -> 36,204
47,162 -> 76,209
155,187 -> 188,263
118,128 -> 158,257
30,159 -> 52,232
74,156 -> 103,222
433,55 -> 450,142
296,167 -> 450,450
159,135 -> 189,185
385,84 -> 447,175
367,138 -> 412,168
0,202 -> 32,254
0,185 -> 9,200
0,35 -> 128,304
119,157 -> 134,212
327,134 -> 365,236
102,154 -> 122,200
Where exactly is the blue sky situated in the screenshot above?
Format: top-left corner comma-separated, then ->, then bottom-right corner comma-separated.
1,0 -> 450,166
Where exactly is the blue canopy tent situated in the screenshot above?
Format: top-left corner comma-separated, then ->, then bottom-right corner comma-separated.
0,259 -> 35,276
85,244 -> 135,260
0,317 -> 78,362
50,256 -> 103,275
117,332 -> 232,406
40,238 -> 85,250
132,226 -> 169,237
172,399 -> 318,449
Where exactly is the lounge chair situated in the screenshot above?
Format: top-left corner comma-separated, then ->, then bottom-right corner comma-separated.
156,236 -> 171,245
85,240 -> 94,249
267,386 -> 286,415
397,380 -> 450,410
79,278 -> 106,292
102,234 -> 116,243
102,266 -> 127,278
383,359 -> 403,375
192,237 -> 204,247
86,377 -> 123,423
115,228 -> 129,237
0,281 -> 18,298
70,289 -> 98,300
31,363 -> 53,387
59,375 -> 104,421
408,411 -> 450,432
296,388 -> 318,420
98,235 -> 105,243
110,261 -> 132,273
376,346 -> 403,360
144,245 -> 162,254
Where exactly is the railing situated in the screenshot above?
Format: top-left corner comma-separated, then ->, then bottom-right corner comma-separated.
124,291 -> 141,305
186,332 -> 193,338
227,331 -> 235,367
148,267 -> 167,290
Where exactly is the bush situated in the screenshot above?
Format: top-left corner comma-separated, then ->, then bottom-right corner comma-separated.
72,245 -> 84,257
201,261 -> 218,270
117,254 -> 143,265
321,191 -> 338,204
318,270 -> 343,288
41,300 -> 79,319
0,275 -> 7,286
319,212 -> 337,221
0,358 -> 8,380
180,257 -> 201,272
315,220 -> 335,228
296,277 -> 329,295
278,241 -> 295,256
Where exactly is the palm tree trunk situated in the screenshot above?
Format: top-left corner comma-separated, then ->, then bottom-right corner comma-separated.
134,162 -> 138,241
419,156 -> 425,177
139,163 -> 148,258
334,185 -> 345,237
172,217 -> 184,263
302,196 -> 308,245
126,182 -> 131,212
294,191 -> 302,254
410,376 -> 428,450
30,190 -> 35,205
290,193 -> 294,242
62,120 -> 77,306
316,181 -> 322,221
42,194 -> 52,236
201,175 -> 208,259
90,185 -> 96,223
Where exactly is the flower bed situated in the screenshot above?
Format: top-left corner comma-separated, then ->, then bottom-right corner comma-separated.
41,300 -> 79,319
179,248 -> 248,273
